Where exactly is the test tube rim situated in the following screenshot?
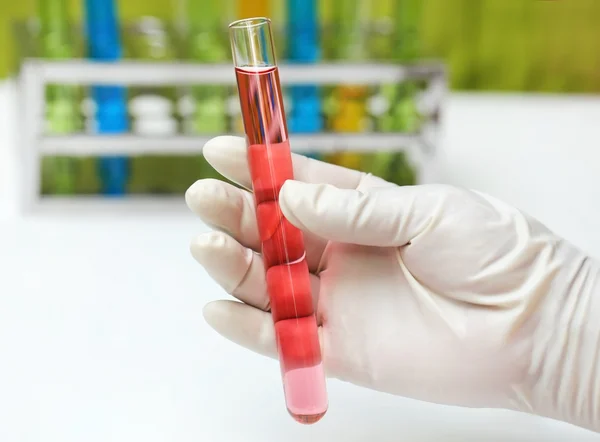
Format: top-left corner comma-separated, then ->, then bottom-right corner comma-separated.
228,17 -> 271,30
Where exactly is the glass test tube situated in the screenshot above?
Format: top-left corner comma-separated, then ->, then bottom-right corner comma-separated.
229,17 -> 328,425
323,0 -> 371,170
286,0 -> 323,160
84,0 -> 130,196
38,0 -> 82,195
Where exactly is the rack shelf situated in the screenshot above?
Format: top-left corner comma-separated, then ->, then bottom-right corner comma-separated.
28,59 -> 445,86
18,59 -> 446,213
40,133 -> 422,156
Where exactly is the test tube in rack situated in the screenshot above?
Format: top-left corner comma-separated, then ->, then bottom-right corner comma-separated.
286,0 -> 322,160
229,17 -> 328,424
84,0 -> 129,196
38,0 -> 81,195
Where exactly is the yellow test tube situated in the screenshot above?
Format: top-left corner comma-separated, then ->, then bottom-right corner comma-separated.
238,0 -> 270,17
326,86 -> 369,170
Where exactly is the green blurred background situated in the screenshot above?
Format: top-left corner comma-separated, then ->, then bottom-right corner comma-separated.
5,0 -> 600,198
4,0 -> 600,91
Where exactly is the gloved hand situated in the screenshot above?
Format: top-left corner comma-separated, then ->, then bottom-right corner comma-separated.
186,136 -> 600,432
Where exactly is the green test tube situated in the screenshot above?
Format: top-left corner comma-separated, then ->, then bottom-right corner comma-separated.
125,17 -> 181,194
362,0 -> 422,186
388,0 -> 422,185
323,0 -> 371,171
38,0 -> 82,195
389,0 -> 423,133
184,0 -> 229,133
179,0 -> 230,182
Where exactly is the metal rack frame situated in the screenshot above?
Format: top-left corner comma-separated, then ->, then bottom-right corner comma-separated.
18,59 -> 446,213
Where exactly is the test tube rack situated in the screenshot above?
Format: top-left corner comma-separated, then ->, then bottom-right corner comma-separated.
17,59 -> 446,213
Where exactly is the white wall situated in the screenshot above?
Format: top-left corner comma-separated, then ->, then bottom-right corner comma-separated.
1,79 -> 600,442
438,93 -> 600,259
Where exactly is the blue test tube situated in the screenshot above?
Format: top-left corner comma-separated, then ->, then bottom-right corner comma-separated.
84,0 -> 129,196
287,0 -> 322,160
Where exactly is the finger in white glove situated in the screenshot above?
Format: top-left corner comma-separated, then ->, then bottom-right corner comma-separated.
186,177 -> 260,251
200,135 -> 388,191
279,180 -> 432,247
203,300 -> 277,360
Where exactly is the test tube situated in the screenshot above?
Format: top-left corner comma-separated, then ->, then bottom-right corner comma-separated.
38,0 -> 81,195
286,0 -> 322,160
229,17 -> 328,424
323,0 -> 371,170
84,0 -> 130,196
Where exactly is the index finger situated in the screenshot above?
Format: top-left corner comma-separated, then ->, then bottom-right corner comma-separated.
202,136 -> 366,191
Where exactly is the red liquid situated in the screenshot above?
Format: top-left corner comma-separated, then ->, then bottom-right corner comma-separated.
235,66 -> 328,424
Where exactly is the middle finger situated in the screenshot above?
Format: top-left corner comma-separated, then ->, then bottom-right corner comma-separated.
186,178 -> 328,272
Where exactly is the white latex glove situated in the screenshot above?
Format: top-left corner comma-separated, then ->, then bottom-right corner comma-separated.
186,136 -> 600,432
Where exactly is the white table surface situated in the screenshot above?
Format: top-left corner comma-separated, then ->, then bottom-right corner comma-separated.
1,79 -> 600,441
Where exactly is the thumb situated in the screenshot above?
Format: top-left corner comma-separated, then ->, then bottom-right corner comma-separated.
279,180 -> 431,247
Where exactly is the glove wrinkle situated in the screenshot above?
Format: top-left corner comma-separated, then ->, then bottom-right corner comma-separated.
395,247 -> 455,334
236,250 -> 270,310
346,189 -> 373,237
315,240 -> 332,275
522,247 -> 600,432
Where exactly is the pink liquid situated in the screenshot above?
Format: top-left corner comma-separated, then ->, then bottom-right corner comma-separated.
283,364 -> 328,420
235,66 -> 328,424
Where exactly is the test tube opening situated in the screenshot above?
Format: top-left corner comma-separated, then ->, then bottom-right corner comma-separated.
229,17 -> 277,68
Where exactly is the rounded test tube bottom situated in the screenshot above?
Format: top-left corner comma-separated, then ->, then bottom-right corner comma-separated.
282,362 -> 328,424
